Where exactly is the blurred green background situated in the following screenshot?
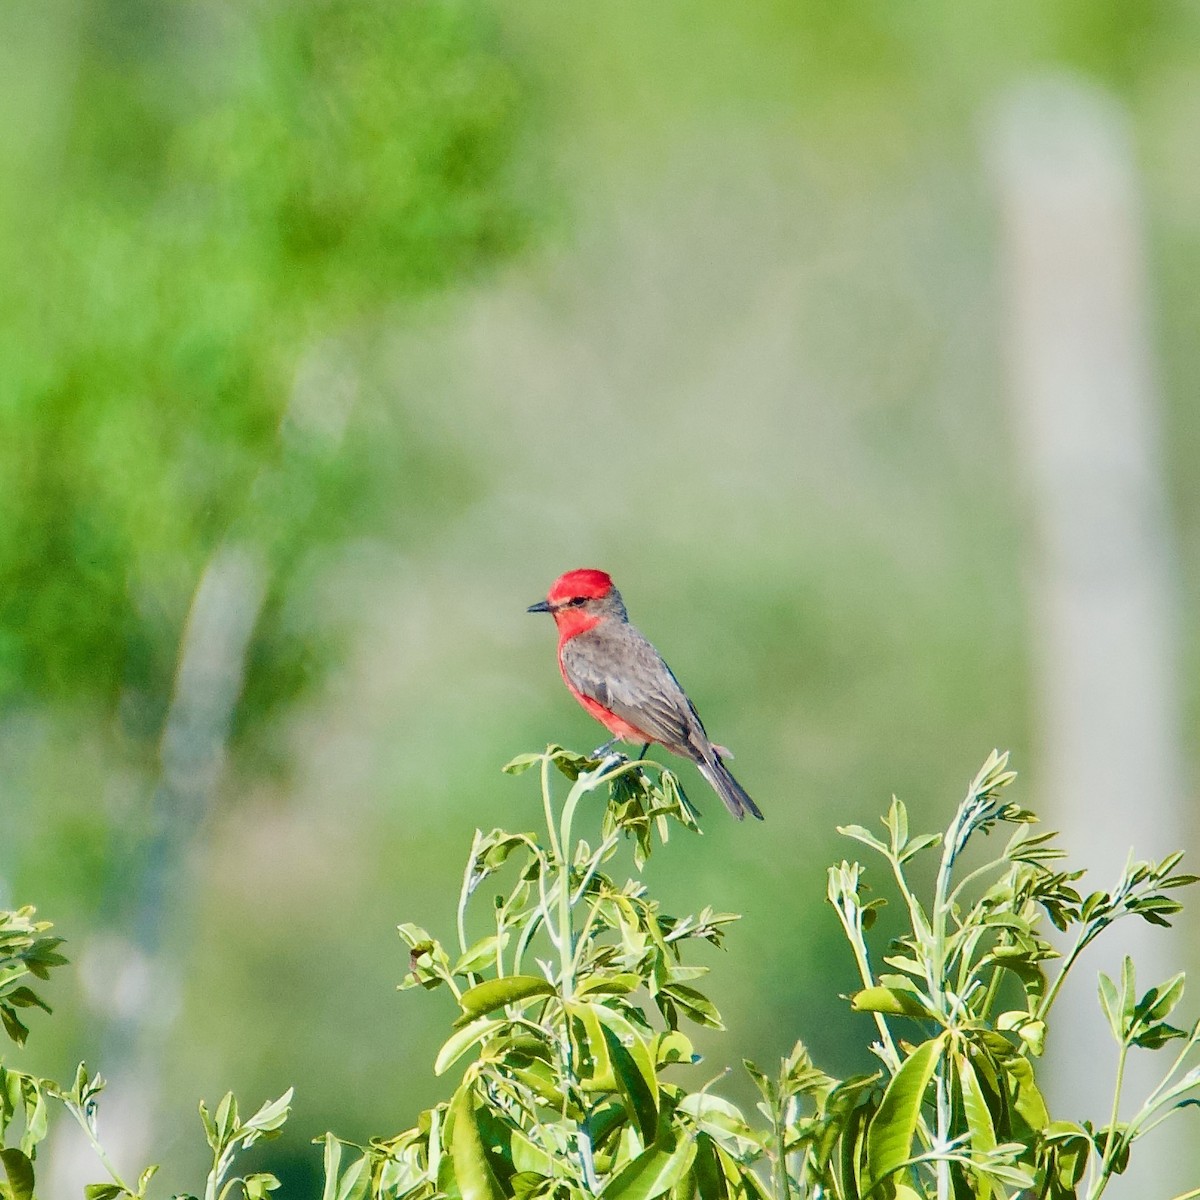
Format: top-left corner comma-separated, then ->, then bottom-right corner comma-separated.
1,1 -> 1198,1195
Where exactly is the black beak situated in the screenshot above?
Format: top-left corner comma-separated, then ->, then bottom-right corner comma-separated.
527,599 -> 553,614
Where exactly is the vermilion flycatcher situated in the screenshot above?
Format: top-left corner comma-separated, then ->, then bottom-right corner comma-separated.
528,569 -> 763,821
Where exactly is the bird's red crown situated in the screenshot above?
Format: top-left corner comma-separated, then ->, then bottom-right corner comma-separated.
547,568 -> 614,605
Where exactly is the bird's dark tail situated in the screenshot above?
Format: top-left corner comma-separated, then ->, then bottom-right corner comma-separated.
697,755 -> 764,821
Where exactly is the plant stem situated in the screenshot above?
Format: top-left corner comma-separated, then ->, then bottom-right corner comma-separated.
63,1100 -> 136,1196
841,911 -> 901,1072
1087,1041 -> 1129,1200
541,756 -> 564,868
1035,931 -> 1089,1022
935,1069 -> 951,1200
929,812 -> 962,1011
457,831 -> 482,960
773,1094 -> 792,1200
540,754 -> 600,1194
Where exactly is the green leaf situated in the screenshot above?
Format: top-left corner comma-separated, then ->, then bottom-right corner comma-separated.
435,1018 -> 500,1076
1007,1056 -> 1050,1136
578,973 -> 641,998
599,1019 -> 659,1145
501,753 -> 543,775
957,1056 -> 996,1153
691,1135 -> 726,1200
598,1133 -> 696,1200
569,1002 -> 616,1092
1137,972 -> 1186,1026
862,1035 -> 944,1195
675,1094 -> 757,1149
850,986 -> 937,1021
897,834 -> 941,864
1132,1022 -> 1187,1049
742,1060 -> 776,1106
215,1091 -> 238,1146
1098,972 -> 1123,1041
244,1088 -> 293,1135
448,1084 -> 504,1200
452,936 -> 507,978
0,1150 -> 34,1200
656,1031 -> 695,1066
661,984 -> 723,1029
457,976 -> 555,1022
243,1174 -> 282,1200
1121,957 -> 1136,1029
509,1128 -> 554,1176
838,825 -> 889,854
883,798 -> 909,853
1043,1122 -> 1091,1191
957,1055 -> 996,1200
2,989 -> 49,1014
996,1011 -> 1046,1056
320,1136 -> 370,1200
82,1186 -> 123,1200
838,1087 -> 874,1200
320,1133 -> 343,1200
0,1007 -> 28,1047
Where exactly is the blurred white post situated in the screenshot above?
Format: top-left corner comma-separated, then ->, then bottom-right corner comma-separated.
990,78 -> 1188,1196
47,339 -> 357,1194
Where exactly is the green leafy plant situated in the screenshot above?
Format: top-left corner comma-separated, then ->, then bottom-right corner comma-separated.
322,746 -> 763,1200
0,912 -> 291,1200
322,748 -> 1200,1200
1,748 -> 1198,1199
821,750 -> 1200,1200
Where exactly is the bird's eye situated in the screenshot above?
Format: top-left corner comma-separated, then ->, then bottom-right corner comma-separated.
566,596 -> 588,607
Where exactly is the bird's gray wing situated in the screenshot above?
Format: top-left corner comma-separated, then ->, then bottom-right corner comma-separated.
560,623 -> 709,755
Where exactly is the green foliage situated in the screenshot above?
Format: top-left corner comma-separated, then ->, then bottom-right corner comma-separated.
821,751 -> 1200,1200
2,750 -> 1200,1199
318,748 -> 1200,1200
345,746 -> 758,1200
0,908 -> 65,1049
0,0 -> 536,723
0,910 -> 291,1199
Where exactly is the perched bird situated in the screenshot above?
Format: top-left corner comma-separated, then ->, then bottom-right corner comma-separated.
528,568 -> 763,821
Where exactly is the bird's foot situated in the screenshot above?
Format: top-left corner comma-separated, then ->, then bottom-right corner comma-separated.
590,738 -> 619,759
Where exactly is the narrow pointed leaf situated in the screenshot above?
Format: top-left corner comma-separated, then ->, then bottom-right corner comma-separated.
457,976 -> 555,1022
602,1023 -> 659,1145
957,1055 -> 996,1200
435,1019 -> 500,1076
1098,973 -> 1123,1041
862,1035 -> 944,1195
245,1088 -> 293,1133
598,1133 -> 696,1200
851,986 -> 937,1021
449,1084 -> 504,1200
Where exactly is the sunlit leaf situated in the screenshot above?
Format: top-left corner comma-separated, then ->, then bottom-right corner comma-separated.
448,1084 -> 504,1200
435,1019 -> 500,1076
0,1150 -> 34,1200
850,986 -> 937,1021
598,1132 -> 696,1200
457,976 -> 556,1022
862,1035 -> 944,1195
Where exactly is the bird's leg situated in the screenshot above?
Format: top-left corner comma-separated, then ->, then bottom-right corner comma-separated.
589,737 -> 630,774
636,744 -> 649,761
